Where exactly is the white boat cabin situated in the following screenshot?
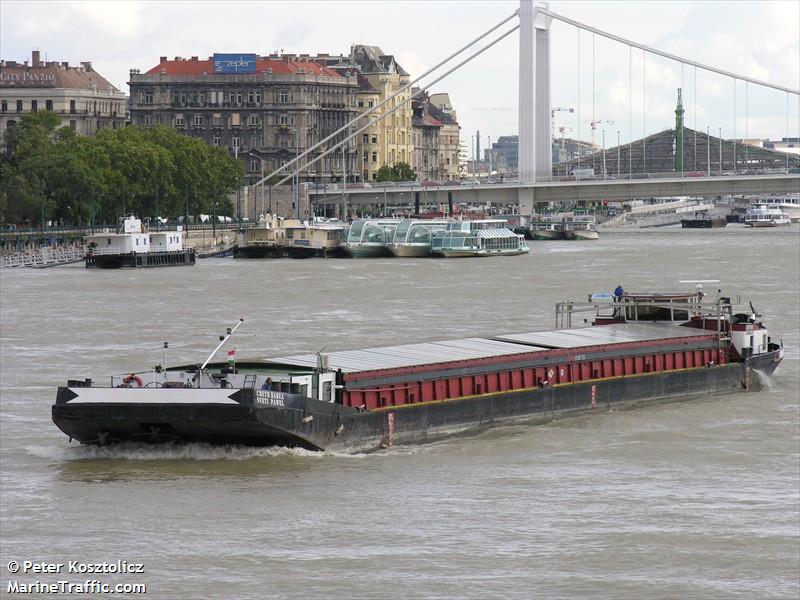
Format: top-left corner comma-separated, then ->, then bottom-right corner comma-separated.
85,216 -> 184,255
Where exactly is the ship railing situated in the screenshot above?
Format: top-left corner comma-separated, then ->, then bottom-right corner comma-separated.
555,298 -> 733,345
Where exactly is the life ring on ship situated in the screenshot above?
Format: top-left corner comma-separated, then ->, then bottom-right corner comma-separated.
122,374 -> 143,387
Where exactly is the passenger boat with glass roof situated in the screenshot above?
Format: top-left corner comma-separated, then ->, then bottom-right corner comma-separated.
340,218 -> 401,257
430,219 -> 530,257
387,219 -> 449,257
52,286 -> 783,452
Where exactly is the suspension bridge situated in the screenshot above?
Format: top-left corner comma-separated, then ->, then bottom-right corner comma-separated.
254,0 -> 798,216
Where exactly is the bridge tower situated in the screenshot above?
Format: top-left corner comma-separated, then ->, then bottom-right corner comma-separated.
518,0 -> 552,214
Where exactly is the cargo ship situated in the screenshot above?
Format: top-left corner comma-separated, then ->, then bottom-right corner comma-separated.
52,287 -> 783,452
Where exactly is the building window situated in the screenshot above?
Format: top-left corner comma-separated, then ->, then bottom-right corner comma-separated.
212,114 -> 221,126
143,115 -> 152,126
248,115 -> 259,126
363,151 -> 368,163
0,100 -> 6,112
69,100 -> 76,114
45,99 -> 53,111
278,91 -> 289,103
230,113 -> 240,126
279,115 -> 288,126
232,137 -> 240,148
175,115 -> 184,127
367,100 -> 374,108
358,100 -> 364,108
371,134 -> 377,144
250,133 -> 260,146
372,152 -> 377,163
213,136 -> 221,146
249,159 -> 259,172
16,100 -> 23,112
362,134 -> 369,144
194,114 -> 203,126
31,100 -> 38,112
140,92 -> 153,104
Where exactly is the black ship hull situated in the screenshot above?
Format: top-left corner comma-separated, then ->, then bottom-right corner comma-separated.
86,249 -> 195,268
681,218 -> 727,228
232,245 -> 283,259
52,349 -> 782,453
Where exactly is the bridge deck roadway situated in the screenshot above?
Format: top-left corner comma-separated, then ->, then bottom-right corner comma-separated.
310,174 -> 799,208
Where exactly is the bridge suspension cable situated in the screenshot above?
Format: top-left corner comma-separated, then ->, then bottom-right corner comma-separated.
254,10 -> 520,189
538,7 -> 800,95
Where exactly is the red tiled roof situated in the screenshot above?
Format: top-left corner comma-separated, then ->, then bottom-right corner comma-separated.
145,58 -> 343,78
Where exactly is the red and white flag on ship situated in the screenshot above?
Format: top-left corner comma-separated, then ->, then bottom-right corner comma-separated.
227,348 -> 235,366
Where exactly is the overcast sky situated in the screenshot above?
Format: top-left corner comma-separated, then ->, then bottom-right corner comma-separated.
2,0 -> 799,153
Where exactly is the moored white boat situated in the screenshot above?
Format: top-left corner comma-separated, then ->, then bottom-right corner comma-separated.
562,211 -> 599,240
528,216 -> 564,240
753,195 -> 799,223
744,203 -> 791,227
430,219 -> 530,257
85,215 -> 195,268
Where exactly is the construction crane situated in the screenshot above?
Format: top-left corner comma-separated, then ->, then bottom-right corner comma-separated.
551,107 -> 574,139
587,119 -> 614,150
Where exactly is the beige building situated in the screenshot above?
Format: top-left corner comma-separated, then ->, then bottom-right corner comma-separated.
412,90 -> 441,181
348,46 -> 414,181
0,50 -> 126,138
428,93 -> 461,180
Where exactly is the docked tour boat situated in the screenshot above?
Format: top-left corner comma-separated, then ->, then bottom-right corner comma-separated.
53,286 -> 782,452
85,216 -> 195,268
527,215 -> 564,240
387,219 -> 449,257
755,194 -> 799,223
744,204 -> 791,227
234,217 -> 347,258
562,211 -> 599,240
430,219 -> 530,257
281,220 -> 347,258
340,219 -> 400,258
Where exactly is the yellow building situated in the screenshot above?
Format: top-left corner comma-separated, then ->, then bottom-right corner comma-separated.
349,46 -> 414,182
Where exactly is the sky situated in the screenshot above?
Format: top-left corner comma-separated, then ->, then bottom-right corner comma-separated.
2,0 -> 799,156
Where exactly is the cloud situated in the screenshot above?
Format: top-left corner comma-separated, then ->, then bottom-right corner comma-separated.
1,0 -> 797,143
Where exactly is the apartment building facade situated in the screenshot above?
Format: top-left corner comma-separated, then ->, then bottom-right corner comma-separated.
128,53 -> 359,186
0,50 -> 126,139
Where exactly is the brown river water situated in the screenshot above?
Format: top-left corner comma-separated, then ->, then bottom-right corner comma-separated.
1,225 -> 798,599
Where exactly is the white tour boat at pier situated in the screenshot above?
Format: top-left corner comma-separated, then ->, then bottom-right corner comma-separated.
430,219 -> 530,257
744,203 -> 791,227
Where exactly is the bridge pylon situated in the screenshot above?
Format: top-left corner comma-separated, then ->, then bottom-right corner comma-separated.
519,0 -> 552,215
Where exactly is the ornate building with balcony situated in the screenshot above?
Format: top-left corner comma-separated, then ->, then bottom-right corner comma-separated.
0,50 -> 126,139
428,93 -> 461,180
412,90 -> 442,181
128,54 -> 359,187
